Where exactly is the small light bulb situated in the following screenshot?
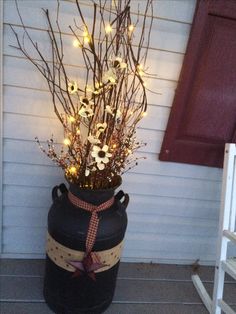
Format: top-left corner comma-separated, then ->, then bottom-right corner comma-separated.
69,116 -> 75,123
105,24 -> 112,33
83,29 -> 89,37
137,64 -> 143,70
143,81 -> 147,87
63,138 -> 71,146
142,112 -> 147,117
128,24 -> 134,32
84,36 -> 90,44
112,144 -> 117,149
73,39 -> 81,48
76,128 -> 80,135
69,166 -> 77,174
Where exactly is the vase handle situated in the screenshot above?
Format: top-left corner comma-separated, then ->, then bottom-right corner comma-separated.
52,183 -> 68,202
115,190 -> 129,211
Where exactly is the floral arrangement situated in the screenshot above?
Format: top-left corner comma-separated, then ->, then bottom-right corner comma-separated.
11,0 -> 154,189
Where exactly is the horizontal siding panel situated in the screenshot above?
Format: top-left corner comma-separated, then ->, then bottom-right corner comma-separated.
3,129 -> 162,154
4,12 -> 191,54
128,194 -> 220,219
3,163 -> 221,201
3,55 -> 177,108
3,113 -> 63,141
76,0 -> 197,25
3,185 -> 220,217
3,113 -> 164,154
127,214 -> 218,238
3,101 -> 170,132
3,206 -> 218,238
3,85 -> 176,113
3,227 -> 47,253
3,206 -> 47,227
4,50 -> 181,86
4,0 -> 195,36
3,139 -> 222,181
3,185 -> 52,207
3,226 -> 216,257
3,206 -> 218,237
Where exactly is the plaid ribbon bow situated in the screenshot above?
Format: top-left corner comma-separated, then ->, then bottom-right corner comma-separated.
68,191 -> 114,255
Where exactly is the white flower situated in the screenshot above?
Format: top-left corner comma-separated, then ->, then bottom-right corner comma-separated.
85,169 -> 90,177
105,105 -> 114,116
112,57 -> 127,69
97,163 -> 105,170
79,105 -> 94,118
91,145 -> 112,165
87,134 -> 101,144
68,81 -> 78,94
103,69 -> 117,84
85,84 -> 101,95
80,96 -> 93,106
96,122 -> 107,133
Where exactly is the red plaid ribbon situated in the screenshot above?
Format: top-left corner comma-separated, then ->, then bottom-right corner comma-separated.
68,191 -> 114,254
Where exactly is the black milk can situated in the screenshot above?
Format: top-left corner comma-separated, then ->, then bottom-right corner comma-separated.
43,179 -> 128,314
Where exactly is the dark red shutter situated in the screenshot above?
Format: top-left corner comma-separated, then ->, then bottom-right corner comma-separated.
159,0 -> 236,168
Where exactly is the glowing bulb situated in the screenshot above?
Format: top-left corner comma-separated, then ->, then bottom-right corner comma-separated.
112,144 -> 117,149
83,29 -> 89,37
128,24 -> 134,32
69,166 -> 77,174
76,128 -> 80,135
127,149 -> 132,154
73,39 -> 81,48
137,64 -> 143,70
105,24 -> 112,33
142,112 -> 147,117
69,116 -> 76,123
63,138 -> 71,146
137,64 -> 144,76
143,82 -> 147,87
84,36 -> 90,44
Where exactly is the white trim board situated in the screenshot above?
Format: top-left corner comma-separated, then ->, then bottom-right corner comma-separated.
0,0 -> 4,255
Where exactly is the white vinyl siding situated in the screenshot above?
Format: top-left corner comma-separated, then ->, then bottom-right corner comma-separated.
0,0 -> 3,254
2,0 -> 226,265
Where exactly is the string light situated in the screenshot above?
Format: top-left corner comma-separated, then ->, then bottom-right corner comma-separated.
105,24 -> 112,33
69,166 -> 77,174
76,128 -> 80,135
63,138 -> 71,146
73,39 -> 81,48
142,112 -> 147,117
69,116 -> 76,123
128,24 -> 134,32
112,144 -> 117,149
137,64 -> 144,76
83,28 -> 89,37
83,28 -> 90,44
137,64 -> 143,70
84,36 -> 90,44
